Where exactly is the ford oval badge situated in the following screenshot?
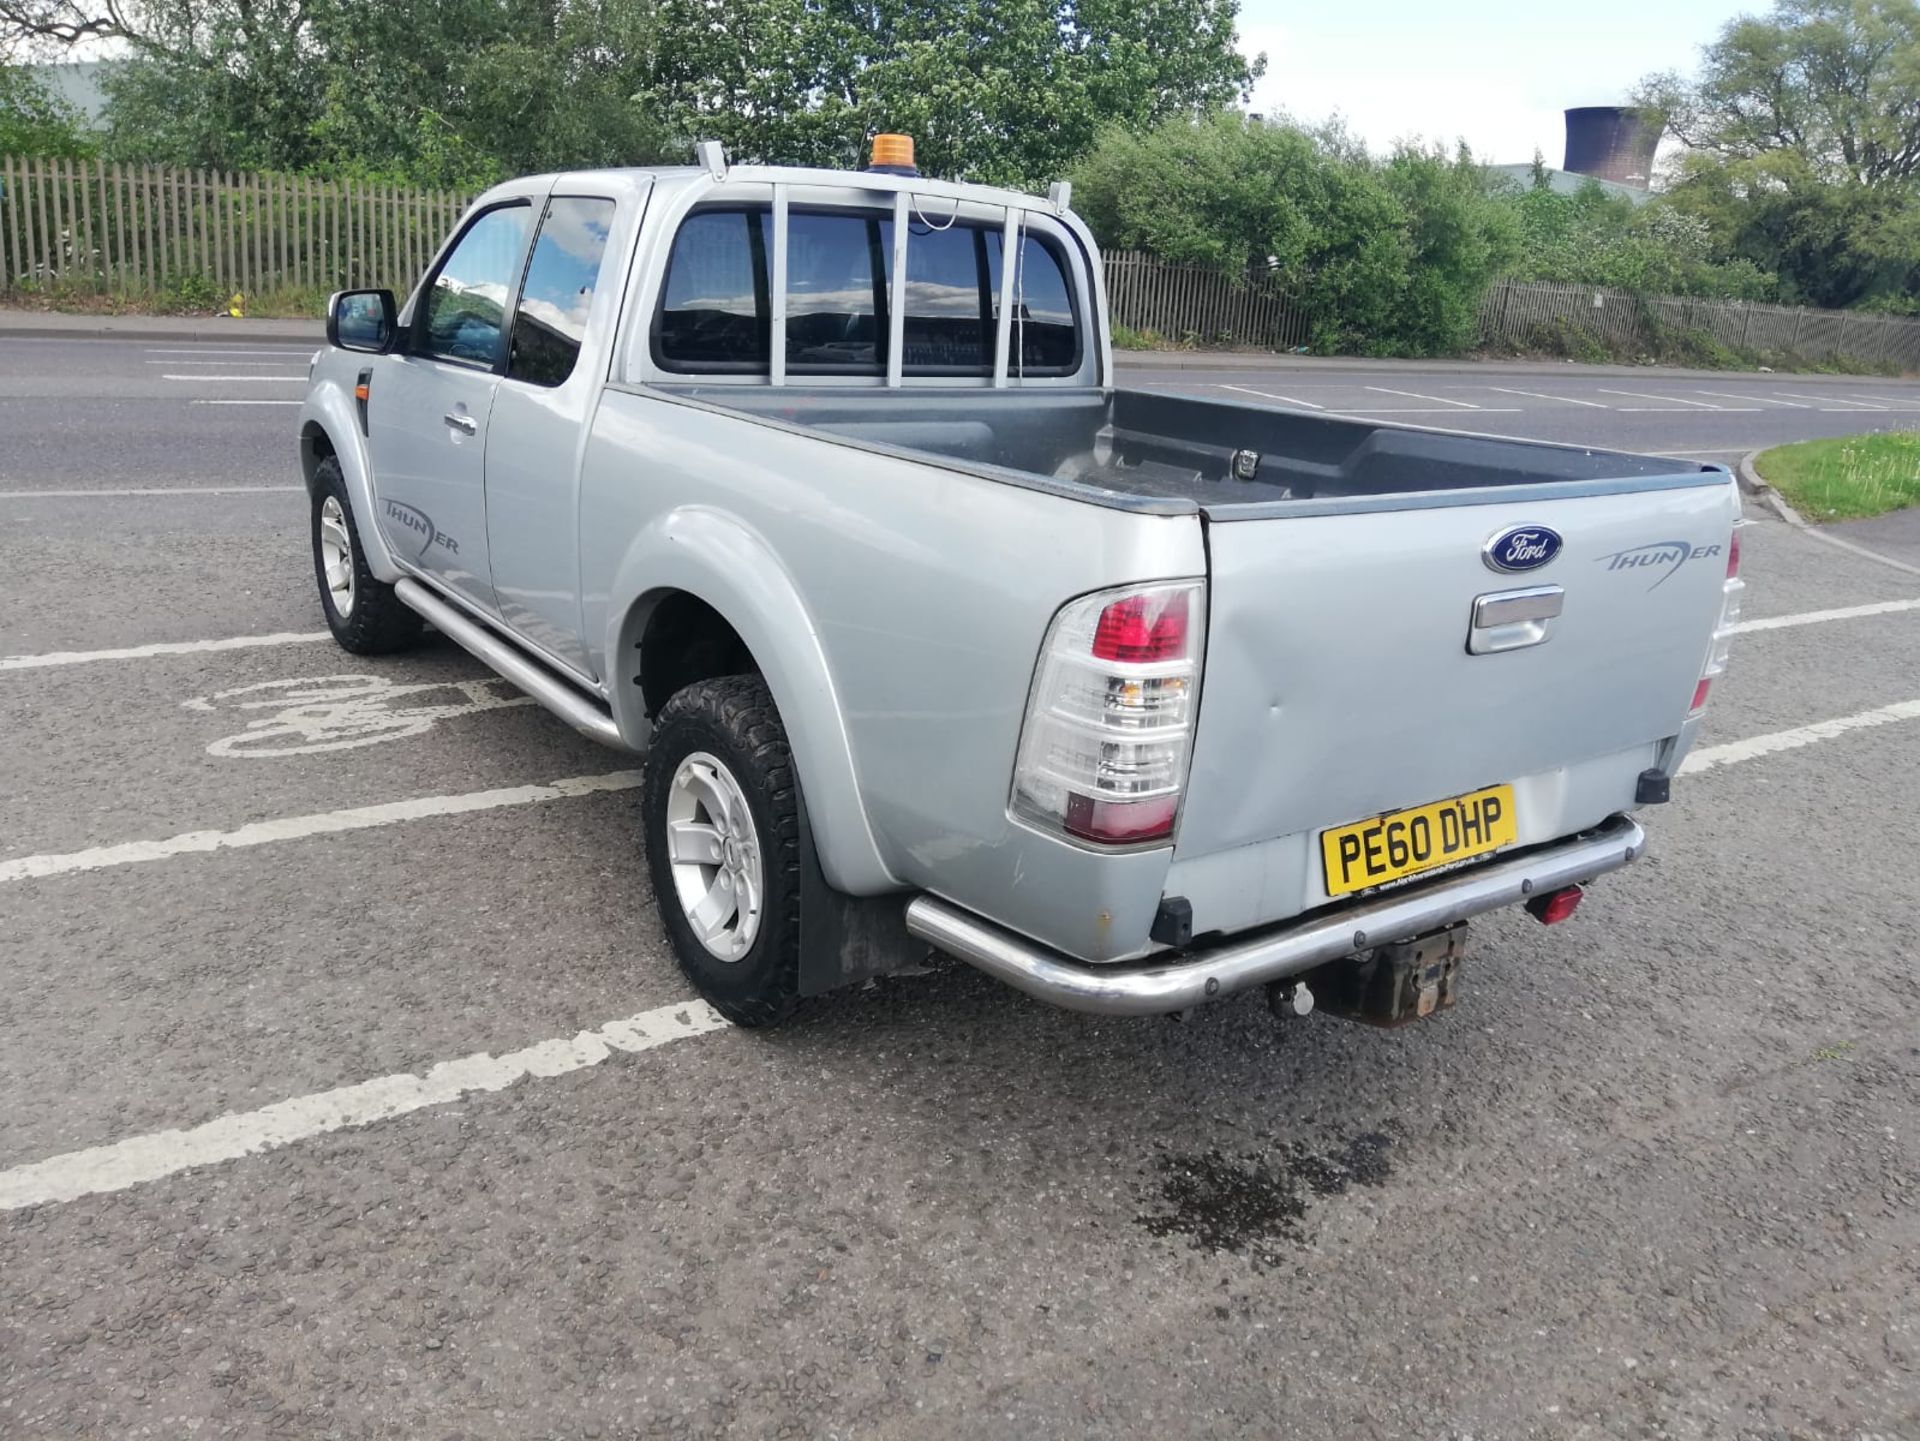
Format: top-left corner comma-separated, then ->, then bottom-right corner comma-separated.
1483,525 -> 1563,573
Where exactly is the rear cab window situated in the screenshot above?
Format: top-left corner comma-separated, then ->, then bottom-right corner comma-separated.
650,196 -> 1084,379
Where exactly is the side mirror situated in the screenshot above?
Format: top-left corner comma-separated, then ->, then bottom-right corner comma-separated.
327,289 -> 397,353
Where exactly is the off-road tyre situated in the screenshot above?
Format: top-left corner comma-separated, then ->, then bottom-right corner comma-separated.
643,675 -> 803,1028
311,456 -> 423,655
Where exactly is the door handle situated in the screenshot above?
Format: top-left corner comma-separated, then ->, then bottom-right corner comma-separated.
443,412 -> 478,436
1469,585 -> 1563,655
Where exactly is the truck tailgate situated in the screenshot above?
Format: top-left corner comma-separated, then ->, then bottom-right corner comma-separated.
1178,478 -> 1738,871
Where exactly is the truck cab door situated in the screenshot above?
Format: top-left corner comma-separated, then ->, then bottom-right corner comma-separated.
484,186 -> 641,677
366,199 -> 539,616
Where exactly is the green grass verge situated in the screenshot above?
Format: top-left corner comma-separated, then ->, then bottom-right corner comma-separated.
4,280 -> 333,319
1754,432 -> 1920,521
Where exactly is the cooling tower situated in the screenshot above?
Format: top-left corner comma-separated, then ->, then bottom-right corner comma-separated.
1563,107 -> 1661,188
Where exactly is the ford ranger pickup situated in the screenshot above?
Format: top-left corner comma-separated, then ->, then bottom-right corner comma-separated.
298,136 -> 1743,1029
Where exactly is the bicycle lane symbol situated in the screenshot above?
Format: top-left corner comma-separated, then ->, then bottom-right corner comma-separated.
181,674 -> 536,757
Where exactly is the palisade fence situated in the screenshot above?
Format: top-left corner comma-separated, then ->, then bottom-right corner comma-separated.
0,156 -> 473,299
1103,249 -> 1309,351
6,156 -> 1919,372
1479,278 -> 1920,371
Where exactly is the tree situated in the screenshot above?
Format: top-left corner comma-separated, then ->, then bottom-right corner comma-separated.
0,62 -> 96,154
646,0 -> 1261,189
1639,0 -> 1920,187
1071,114 -> 1518,355
1639,0 -> 1920,308
4,0 -> 1263,190
1661,149 -> 1913,305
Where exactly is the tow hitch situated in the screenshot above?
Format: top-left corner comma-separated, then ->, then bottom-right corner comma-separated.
1305,921 -> 1469,1027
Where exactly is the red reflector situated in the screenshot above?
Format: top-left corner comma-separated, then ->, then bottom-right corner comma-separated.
1092,592 -> 1189,663
1726,529 -> 1741,578
1063,792 -> 1177,844
1690,678 -> 1712,713
1525,884 -> 1584,925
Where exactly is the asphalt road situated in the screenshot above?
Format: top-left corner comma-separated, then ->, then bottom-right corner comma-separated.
3,337 -> 1919,1439
1124,360 -> 1920,459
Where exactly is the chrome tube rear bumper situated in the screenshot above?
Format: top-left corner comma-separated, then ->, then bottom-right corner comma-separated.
904,815 -> 1646,1016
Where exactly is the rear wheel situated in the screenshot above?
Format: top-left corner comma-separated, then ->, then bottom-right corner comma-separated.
311,456 -> 423,655
643,676 -> 802,1027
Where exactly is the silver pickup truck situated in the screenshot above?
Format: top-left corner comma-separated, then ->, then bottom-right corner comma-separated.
299,137 -> 1743,1029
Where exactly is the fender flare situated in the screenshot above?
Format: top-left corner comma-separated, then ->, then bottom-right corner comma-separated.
605,506 -> 897,896
300,385 -> 401,582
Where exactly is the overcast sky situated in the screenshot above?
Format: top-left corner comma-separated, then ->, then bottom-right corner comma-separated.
1236,0 -> 1747,165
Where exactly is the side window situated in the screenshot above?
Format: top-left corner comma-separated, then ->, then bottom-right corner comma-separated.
422,203 -> 533,367
509,196 -> 617,388
657,208 -> 770,368
786,212 -> 885,372
986,232 -> 1081,374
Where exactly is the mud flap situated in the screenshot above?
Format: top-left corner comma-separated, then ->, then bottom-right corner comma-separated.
795,782 -> 920,997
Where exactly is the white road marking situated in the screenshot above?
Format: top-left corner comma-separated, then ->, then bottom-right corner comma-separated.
146,358 -> 306,366
0,998 -> 732,1210
1777,520 -> 1920,578
1731,597 -> 1920,634
1694,390 -> 1805,408
1681,697 -> 1920,774
1598,389 -> 1739,411
1844,394 -> 1920,409
1218,384 -> 1324,409
193,399 -> 304,406
1366,385 -> 1479,408
1486,387 -> 1609,408
0,485 -> 301,498
2,631 -> 331,671
186,673 -> 535,756
161,373 -> 306,382
5,681 -> 1920,1210
1773,392 -> 1885,411
143,348 -> 315,357
1332,407 -> 1521,414
0,770 -> 641,885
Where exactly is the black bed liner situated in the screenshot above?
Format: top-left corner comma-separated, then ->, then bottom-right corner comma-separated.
674,384 -> 1720,512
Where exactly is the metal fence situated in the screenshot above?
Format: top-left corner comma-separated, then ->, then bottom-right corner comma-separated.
1478,278 -> 1920,370
1103,249 -> 1309,351
6,156 -> 1917,370
0,155 -> 471,297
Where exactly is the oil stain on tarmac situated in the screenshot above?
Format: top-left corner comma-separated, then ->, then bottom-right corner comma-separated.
1137,1131 -> 1393,1269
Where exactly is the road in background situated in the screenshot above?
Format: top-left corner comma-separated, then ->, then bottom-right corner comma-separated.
2,338 -> 1918,1439
4,338 -> 1920,496
1123,361 -> 1920,459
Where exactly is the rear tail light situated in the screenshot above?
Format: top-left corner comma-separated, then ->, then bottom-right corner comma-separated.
1690,525 -> 1745,718
1011,581 -> 1205,846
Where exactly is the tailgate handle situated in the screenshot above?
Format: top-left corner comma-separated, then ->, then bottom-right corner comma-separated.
1469,585 -> 1563,655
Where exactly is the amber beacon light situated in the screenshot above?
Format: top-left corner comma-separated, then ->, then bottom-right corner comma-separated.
867,133 -> 918,176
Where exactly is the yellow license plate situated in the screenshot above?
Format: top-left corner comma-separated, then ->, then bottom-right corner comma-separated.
1320,784 -> 1517,898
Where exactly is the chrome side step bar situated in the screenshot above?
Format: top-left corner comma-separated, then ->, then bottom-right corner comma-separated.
905,815 -> 1646,1016
394,578 -> 629,750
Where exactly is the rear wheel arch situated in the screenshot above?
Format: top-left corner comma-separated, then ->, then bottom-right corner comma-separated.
626,589 -> 758,721
608,573 -> 895,896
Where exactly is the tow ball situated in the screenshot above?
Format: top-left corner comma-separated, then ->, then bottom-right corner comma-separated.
1265,978 -> 1316,1022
